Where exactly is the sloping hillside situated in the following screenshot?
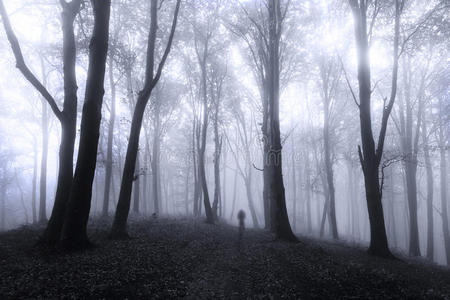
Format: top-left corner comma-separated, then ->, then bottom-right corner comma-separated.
0,217 -> 449,299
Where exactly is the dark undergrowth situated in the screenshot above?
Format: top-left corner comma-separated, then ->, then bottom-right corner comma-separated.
0,216 -> 449,299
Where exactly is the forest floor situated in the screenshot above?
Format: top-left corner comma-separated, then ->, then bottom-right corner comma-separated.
0,217 -> 449,299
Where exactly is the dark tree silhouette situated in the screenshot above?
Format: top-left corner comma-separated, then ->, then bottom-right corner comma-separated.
348,0 -> 403,258
265,0 -> 296,241
61,0 -> 111,250
111,0 -> 181,238
0,0 -> 82,244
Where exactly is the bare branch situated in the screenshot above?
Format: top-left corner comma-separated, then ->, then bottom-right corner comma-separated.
376,0 -> 401,165
150,0 -> 181,89
252,163 -> 263,172
338,53 -> 359,108
0,0 -> 63,121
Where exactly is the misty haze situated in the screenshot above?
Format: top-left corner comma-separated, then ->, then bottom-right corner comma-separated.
0,0 -> 449,298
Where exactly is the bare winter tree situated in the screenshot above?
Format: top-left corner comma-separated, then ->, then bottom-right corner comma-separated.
228,0 -> 296,240
111,0 -> 181,237
0,0 -> 82,244
317,55 -> 340,240
348,0 -> 404,257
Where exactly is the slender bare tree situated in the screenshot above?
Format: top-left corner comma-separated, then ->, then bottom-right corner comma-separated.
111,0 -> 181,237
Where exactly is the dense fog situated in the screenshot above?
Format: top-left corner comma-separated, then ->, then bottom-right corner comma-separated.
0,0 -> 449,268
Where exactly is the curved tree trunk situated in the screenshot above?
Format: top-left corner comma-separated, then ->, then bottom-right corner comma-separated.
39,2 -> 79,243
111,0 -> 180,237
0,0 -> 81,243
112,100 -> 146,237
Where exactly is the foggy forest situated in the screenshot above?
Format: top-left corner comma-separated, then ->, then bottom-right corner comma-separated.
0,0 -> 449,298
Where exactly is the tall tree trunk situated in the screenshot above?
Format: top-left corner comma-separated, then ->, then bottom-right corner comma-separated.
230,167 -> 238,220
192,119 -> 200,216
266,0 -> 296,241
61,0 -> 111,249
163,169 -> 169,214
212,110 -> 221,219
439,97 -> 450,266
387,166 -> 397,248
405,161 -> 420,255
305,147 -> 312,233
199,126 -> 213,222
143,132 -> 150,215
103,54 -> 116,217
111,168 -> 117,208
39,93 -> 49,223
221,147 -> 227,218
184,163 -> 190,215
399,57 -> 421,256
0,1 -> 81,242
319,57 -> 338,239
40,1 -> 81,244
244,175 -> 259,228
111,0 -> 180,236
422,110 -> 434,260
152,99 -> 161,215
291,137 -> 297,232
198,62 -> 213,223
346,158 -> 355,240
353,166 -> 361,240
18,185 -> 28,224
113,99 -> 148,236
323,94 -> 338,239
0,0 -> 78,240
319,174 -> 329,238
262,88 -> 270,230
348,0 -> 402,257
32,138 -> 38,224
195,43 -> 214,223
